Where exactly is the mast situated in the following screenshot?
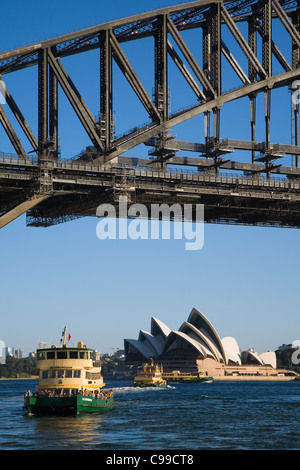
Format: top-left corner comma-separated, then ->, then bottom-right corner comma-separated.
61,326 -> 67,347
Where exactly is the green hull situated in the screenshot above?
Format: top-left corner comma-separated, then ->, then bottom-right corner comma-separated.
165,377 -> 213,383
24,394 -> 115,414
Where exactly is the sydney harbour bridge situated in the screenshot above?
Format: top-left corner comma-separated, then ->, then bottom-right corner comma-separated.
1,0 -> 300,229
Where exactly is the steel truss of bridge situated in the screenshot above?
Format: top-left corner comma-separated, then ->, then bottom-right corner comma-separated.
1,0 -> 300,228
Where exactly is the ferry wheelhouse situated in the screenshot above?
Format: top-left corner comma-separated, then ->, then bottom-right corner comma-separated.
24,328 -> 115,414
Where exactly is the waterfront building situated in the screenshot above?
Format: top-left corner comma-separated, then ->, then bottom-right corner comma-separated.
124,308 -> 297,380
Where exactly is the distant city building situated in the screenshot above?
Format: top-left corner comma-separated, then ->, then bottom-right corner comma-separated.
38,341 -> 46,350
92,350 -> 101,361
14,348 -> 23,359
4,346 -> 12,357
2,346 -> 23,359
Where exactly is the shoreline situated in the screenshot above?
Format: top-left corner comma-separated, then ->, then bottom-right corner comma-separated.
213,376 -> 298,381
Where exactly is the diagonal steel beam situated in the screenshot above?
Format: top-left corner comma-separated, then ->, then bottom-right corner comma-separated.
272,0 -> 300,48
167,41 -> 207,100
109,32 -> 161,122
221,40 -> 250,84
0,195 -> 48,229
221,3 -> 267,79
47,49 -> 105,152
0,104 -> 29,161
167,15 -> 216,98
1,80 -> 38,152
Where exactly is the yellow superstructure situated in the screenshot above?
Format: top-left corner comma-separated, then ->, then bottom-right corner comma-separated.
36,330 -> 104,394
131,360 -> 167,387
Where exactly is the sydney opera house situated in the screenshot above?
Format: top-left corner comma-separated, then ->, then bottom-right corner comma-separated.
124,308 -> 297,379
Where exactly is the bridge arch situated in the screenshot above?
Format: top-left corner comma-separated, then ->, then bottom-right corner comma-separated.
1,0 -> 300,228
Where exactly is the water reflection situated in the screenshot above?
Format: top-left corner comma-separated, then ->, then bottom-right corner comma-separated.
29,413 -> 106,449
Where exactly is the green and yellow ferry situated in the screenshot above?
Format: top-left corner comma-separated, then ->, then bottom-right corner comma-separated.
24,327 -> 115,414
163,370 -> 213,383
131,360 -> 167,388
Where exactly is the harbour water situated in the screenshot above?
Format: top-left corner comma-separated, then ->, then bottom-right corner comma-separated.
0,378 -> 300,450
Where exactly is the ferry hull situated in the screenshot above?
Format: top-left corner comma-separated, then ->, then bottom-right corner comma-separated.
165,377 -> 213,383
24,395 -> 115,414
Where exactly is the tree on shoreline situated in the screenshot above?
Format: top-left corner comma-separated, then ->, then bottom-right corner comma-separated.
0,356 -> 37,378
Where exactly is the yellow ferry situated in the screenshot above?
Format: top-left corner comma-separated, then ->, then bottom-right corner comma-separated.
131,360 -> 167,388
24,327 -> 115,414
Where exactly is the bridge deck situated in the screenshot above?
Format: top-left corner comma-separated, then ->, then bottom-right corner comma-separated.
0,156 -> 299,228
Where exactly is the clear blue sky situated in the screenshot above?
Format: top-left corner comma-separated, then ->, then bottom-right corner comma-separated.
0,0 -> 299,356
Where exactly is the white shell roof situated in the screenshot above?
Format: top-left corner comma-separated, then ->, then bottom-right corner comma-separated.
221,337 -> 242,365
124,338 -> 156,359
138,330 -> 164,355
242,349 -> 264,365
179,321 -> 222,361
187,308 -> 228,364
259,351 -> 276,368
163,330 -> 209,357
151,317 -> 171,338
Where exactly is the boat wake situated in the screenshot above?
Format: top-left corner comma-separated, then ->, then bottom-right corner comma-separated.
113,385 -> 175,394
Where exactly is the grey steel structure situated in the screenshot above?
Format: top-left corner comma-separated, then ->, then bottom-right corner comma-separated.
1,0 -> 300,228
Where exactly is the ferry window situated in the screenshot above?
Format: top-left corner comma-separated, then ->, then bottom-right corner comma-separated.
47,351 -> 55,359
65,370 -> 72,378
42,371 -> 48,378
70,351 -> 78,359
38,352 -> 46,360
57,351 -> 67,359
58,370 -> 64,378
80,351 -> 88,360
50,370 -> 56,378
73,370 -> 81,378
